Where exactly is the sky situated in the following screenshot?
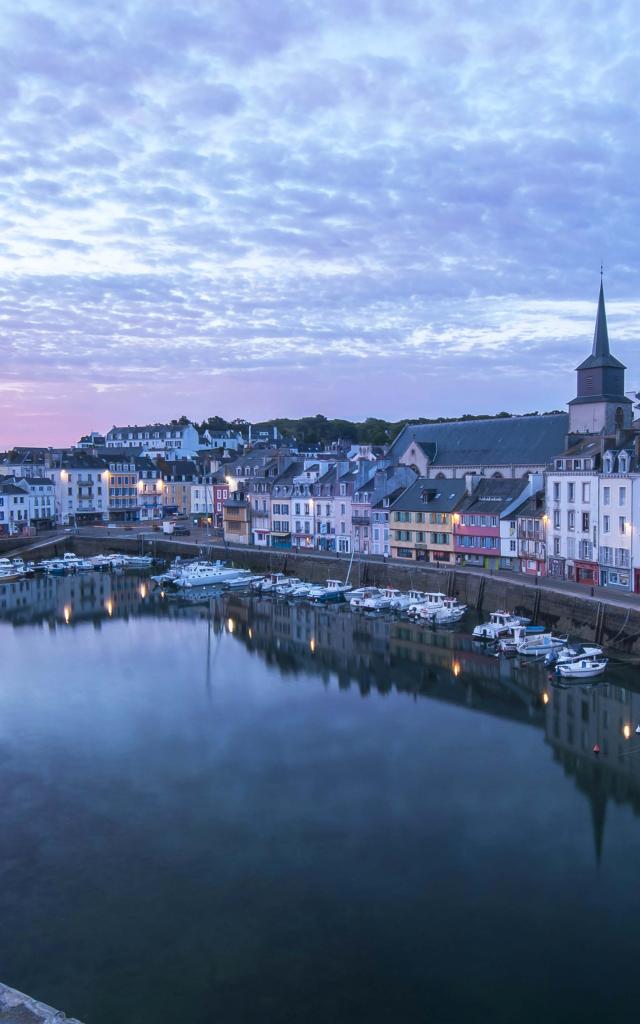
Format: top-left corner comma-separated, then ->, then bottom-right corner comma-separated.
1,0 -> 640,447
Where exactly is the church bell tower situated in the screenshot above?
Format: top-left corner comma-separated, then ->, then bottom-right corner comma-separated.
568,277 -> 632,434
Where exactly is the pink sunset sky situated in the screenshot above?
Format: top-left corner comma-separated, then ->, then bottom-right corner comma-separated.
2,0 -> 640,448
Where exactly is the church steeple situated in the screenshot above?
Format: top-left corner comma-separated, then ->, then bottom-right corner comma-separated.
568,276 -> 632,434
576,278 -> 625,372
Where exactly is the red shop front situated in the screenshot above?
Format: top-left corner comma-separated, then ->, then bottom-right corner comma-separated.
574,560 -> 598,585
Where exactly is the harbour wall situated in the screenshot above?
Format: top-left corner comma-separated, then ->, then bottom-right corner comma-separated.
63,536 -> 640,657
3,532 -> 639,655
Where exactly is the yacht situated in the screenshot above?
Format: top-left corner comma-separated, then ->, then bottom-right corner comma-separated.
0,558 -> 25,582
416,593 -> 466,621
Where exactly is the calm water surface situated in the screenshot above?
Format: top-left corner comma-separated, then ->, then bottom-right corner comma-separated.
1,572 -> 639,1024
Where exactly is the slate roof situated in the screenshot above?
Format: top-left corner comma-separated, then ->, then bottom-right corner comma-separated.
509,490 -> 546,519
390,478 -> 467,513
457,478 -> 529,515
389,413 -> 569,467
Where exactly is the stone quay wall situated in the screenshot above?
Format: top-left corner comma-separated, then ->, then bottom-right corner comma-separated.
0,982 -> 84,1024
63,535 -> 640,657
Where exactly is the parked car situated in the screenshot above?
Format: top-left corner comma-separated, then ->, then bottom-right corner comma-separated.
172,526 -> 191,536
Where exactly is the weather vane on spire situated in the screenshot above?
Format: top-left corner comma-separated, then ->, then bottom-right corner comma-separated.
600,262 -> 604,280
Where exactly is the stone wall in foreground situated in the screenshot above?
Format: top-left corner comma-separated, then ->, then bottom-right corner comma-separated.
0,982 -> 84,1024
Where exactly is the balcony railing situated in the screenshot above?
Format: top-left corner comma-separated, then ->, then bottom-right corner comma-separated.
352,515 -> 371,526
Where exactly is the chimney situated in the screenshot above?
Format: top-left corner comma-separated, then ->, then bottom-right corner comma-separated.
465,472 -> 480,495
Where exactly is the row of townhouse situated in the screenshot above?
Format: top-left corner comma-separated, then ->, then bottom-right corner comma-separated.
0,476 -> 56,536
0,449 -> 231,532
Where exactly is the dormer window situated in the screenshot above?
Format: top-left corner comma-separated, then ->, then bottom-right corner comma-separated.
604,455 -> 614,474
619,453 -> 629,473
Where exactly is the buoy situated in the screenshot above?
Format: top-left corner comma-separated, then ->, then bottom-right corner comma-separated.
593,743 -> 601,755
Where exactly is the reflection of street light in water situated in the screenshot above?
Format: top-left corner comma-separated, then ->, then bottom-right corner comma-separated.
139,583 -> 147,599
227,617 -> 235,633
105,599 -> 113,617
542,691 -> 550,705
451,660 -> 461,677
310,638 -> 316,653
623,723 -> 632,740
63,604 -> 72,624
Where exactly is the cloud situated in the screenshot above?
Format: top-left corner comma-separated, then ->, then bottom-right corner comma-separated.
0,0 -> 639,445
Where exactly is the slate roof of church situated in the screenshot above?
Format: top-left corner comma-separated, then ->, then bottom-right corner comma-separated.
389,414 -> 569,467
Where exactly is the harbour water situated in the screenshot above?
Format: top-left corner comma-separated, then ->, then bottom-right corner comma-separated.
1,572 -> 640,1023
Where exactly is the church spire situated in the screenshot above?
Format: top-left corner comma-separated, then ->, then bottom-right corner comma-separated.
592,278 -> 611,360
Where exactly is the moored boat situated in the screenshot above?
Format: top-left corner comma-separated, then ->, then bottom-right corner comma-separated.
472,610 -> 530,641
556,657 -> 608,680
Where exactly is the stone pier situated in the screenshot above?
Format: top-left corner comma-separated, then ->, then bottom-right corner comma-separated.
0,983 -> 83,1024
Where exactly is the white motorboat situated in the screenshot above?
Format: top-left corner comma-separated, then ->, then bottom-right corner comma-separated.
349,587 -> 391,611
379,588 -> 416,611
308,579 -> 352,603
174,563 -> 253,589
256,572 -> 288,593
546,643 -> 604,666
120,554 -> 155,569
429,599 -> 467,625
516,632 -> 568,656
0,558 -> 25,582
273,577 -> 303,595
556,657 -> 608,680
472,610 -> 530,641
410,592 -> 449,617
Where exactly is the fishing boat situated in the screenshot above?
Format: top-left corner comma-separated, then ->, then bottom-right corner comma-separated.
472,610 -> 531,641
429,599 -> 468,625
256,572 -> 288,593
556,657 -> 608,680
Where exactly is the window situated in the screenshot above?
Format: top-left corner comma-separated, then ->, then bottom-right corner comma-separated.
567,482 -> 575,502
619,486 -> 626,506
553,482 -> 560,501
603,515 -> 610,533
509,540 -> 516,552
567,510 -> 575,531
582,512 -> 590,532
619,516 -> 626,534
603,486 -> 610,506
553,538 -> 561,555
553,510 -> 560,529
582,483 -> 590,502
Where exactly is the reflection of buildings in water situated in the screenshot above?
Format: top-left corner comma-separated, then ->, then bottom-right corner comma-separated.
223,594 -> 548,724
0,573 -> 206,627
223,594 -> 640,859
545,682 -> 640,860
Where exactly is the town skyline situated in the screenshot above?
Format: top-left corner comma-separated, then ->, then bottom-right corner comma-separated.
2,0 -> 640,446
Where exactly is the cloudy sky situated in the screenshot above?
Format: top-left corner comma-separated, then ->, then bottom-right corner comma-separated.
1,0 -> 640,446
